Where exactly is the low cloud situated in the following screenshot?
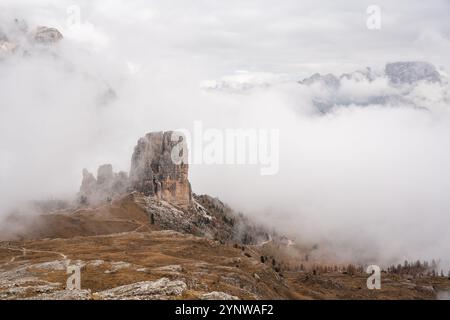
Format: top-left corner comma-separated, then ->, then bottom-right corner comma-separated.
1,0 -> 450,268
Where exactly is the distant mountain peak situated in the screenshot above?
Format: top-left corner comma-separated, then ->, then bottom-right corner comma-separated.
385,61 -> 441,85
296,61 -> 445,113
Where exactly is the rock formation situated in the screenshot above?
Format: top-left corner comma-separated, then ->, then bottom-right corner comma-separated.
78,165 -> 128,205
33,26 -> 63,44
0,21 -> 62,59
72,131 -> 275,244
94,278 -> 187,300
200,291 -> 239,300
78,131 -> 192,208
129,131 -> 192,208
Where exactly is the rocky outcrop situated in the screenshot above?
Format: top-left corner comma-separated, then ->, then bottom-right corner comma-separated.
132,192 -> 272,244
77,131 -> 192,208
200,291 -> 239,300
33,26 -> 63,44
129,131 -> 192,208
78,165 -> 128,205
94,278 -> 187,300
0,21 -> 62,60
79,169 -> 97,195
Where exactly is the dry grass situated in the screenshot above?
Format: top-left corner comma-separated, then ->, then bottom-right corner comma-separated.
1,195 -> 449,300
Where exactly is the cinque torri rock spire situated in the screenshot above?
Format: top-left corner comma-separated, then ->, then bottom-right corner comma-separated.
78,165 -> 128,205
129,131 -> 192,207
78,131 -> 192,208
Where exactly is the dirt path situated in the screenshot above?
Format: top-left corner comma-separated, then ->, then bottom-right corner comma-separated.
0,217 -> 147,265
1,245 -> 67,263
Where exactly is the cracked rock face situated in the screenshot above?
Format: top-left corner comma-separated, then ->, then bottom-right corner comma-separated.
0,21 -> 62,59
200,291 -> 239,300
130,131 -> 192,208
77,131 -> 192,208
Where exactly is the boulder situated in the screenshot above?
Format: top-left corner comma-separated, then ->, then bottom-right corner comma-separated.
77,131 -> 192,207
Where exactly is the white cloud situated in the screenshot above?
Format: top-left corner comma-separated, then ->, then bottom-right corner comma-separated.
1,0 -> 450,267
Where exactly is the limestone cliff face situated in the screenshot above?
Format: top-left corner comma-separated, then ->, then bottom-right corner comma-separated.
129,131 -> 192,208
78,131 -> 192,208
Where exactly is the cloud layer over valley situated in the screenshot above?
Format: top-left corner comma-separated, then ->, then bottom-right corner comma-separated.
1,0 -> 450,267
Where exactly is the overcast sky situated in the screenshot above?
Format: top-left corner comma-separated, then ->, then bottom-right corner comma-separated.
2,0 -> 450,75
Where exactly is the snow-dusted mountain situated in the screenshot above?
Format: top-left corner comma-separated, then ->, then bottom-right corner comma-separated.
300,62 -> 441,88
202,62 -> 449,114
385,61 -> 441,85
297,61 -> 448,113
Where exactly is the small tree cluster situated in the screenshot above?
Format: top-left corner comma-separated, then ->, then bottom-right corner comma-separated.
386,259 -> 447,278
